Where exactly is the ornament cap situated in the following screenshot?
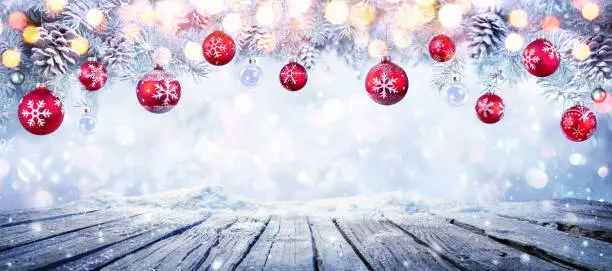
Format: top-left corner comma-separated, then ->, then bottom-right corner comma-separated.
83,107 -> 92,114
87,56 -> 96,62
248,58 -> 257,64
381,55 -> 391,63
35,82 -> 47,89
153,64 -> 164,70
536,34 -> 546,39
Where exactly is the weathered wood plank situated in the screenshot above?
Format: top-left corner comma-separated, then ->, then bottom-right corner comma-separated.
0,208 -> 142,251
333,214 -> 457,270
100,214 -> 237,270
386,212 -> 571,271
0,210 -> 207,270
236,216 -> 314,271
487,201 -> 612,243
555,198 -> 612,218
0,206 -> 100,228
308,216 -> 369,271
442,211 -> 612,271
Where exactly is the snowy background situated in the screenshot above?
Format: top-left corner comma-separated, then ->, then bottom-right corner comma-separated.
0,54 -> 611,210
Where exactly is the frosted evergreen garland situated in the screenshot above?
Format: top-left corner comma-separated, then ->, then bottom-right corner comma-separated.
0,0 -> 609,135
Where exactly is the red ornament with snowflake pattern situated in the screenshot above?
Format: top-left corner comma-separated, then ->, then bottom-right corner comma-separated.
560,105 -> 597,142
475,93 -> 505,124
202,30 -> 236,66
78,60 -> 108,91
522,37 -> 560,77
18,84 -> 64,135
279,61 -> 308,91
136,66 -> 181,114
429,34 -> 456,63
365,56 -> 409,105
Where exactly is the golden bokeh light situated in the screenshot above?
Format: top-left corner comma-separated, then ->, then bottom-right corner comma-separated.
368,39 -> 388,59
572,42 -> 590,61
122,24 -> 142,40
393,30 -> 413,49
325,0 -> 350,25
222,13 -> 243,33
541,16 -> 560,33
256,5 -> 275,26
350,3 -> 375,27
509,9 -> 528,28
582,3 -> 600,21
2,49 -> 21,69
86,8 -> 105,29
8,12 -> 28,31
438,4 -> 462,28
505,33 -> 524,52
22,26 -> 40,45
71,36 -> 90,56
184,41 -> 203,61
46,0 -> 68,15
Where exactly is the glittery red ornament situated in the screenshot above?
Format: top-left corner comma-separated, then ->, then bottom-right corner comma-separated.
279,61 -> 308,91
522,37 -> 560,77
78,60 -> 108,91
136,66 -> 181,114
429,34 -> 456,62
202,30 -> 236,66
18,84 -> 64,135
560,105 -> 597,142
365,56 -> 409,105
475,93 -> 505,124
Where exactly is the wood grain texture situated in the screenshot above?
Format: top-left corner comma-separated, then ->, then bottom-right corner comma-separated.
236,216 -> 315,271
0,210 -> 207,271
333,213 -> 457,271
308,216 -> 369,271
0,206 -> 99,228
385,212 -> 571,271
443,211 -> 612,271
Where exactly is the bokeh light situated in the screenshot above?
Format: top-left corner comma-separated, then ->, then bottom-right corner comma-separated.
471,0 -> 496,8
581,3 -> 600,21
572,42 -> 590,61
505,33 -> 524,52
122,24 -> 142,40
350,3 -> 376,27
325,0 -> 350,25
438,4 -> 462,28
153,47 -> 173,66
86,8 -> 105,29
192,0 -> 224,15
155,0 -> 186,32
71,36 -> 90,56
287,0 -> 312,17
8,12 -> 28,31
525,167 -> 549,189
256,5 -> 275,26
184,41 -> 203,61
46,0 -> 68,15
393,30 -> 413,48
22,26 -> 40,45
368,39 -> 388,59
541,16 -> 560,33
455,0 -> 472,14
2,49 -> 21,68
598,166 -> 609,178
222,13 -> 243,33
509,9 -> 528,28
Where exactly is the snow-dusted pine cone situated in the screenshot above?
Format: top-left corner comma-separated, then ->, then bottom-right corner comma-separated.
31,23 -> 78,76
238,25 -> 265,56
298,45 -> 318,70
100,35 -> 136,69
576,33 -> 612,82
467,12 -> 508,60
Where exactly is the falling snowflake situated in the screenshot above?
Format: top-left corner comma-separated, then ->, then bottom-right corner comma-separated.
152,79 -> 179,106
371,72 -> 398,99
21,100 -> 51,127
522,48 -> 540,70
204,37 -> 227,58
281,63 -> 304,84
542,41 -> 559,60
84,64 -> 107,88
477,98 -> 503,117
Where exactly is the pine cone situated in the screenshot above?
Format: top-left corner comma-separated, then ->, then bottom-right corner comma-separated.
238,25 -> 265,56
576,33 -> 612,82
100,35 -> 136,69
467,12 -> 508,60
31,23 -> 78,76
298,45 -> 318,70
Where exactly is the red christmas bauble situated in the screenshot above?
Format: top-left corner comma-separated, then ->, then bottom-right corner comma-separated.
279,61 -> 308,91
136,66 -> 181,114
429,34 -> 456,62
18,84 -> 64,135
202,30 -> 236,66
365,57 -> 409,105
475,93 -> 505,124
522,38 -> 560,77
560,105 -> 597,142
78,60 -> 108,91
